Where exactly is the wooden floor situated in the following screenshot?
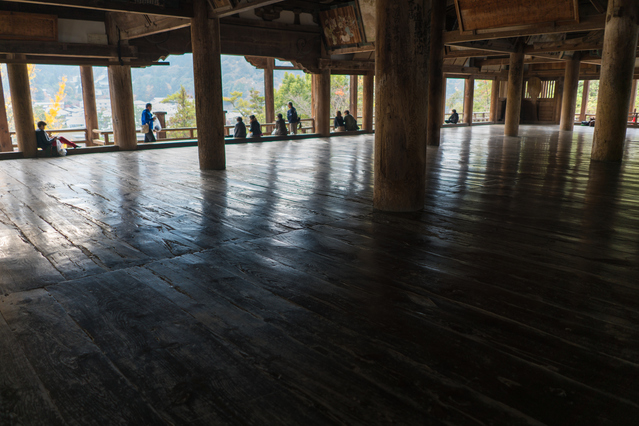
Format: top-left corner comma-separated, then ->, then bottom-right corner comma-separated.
1,125 -> 638,425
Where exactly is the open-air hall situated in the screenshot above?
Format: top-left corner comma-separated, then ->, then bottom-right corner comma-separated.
0,1 -> 638,425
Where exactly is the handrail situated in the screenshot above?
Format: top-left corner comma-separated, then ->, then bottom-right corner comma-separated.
91,118 -> 318,145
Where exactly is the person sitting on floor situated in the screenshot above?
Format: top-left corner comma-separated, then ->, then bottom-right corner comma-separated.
274,113 -> 288,136
35,121 -> 60,156
344,110 -> 359,131
249,115 -> 262,138
445,109 -> 459,124
581,116 -> 595,127
334,111 -> 346,131
234,116 -> 247,139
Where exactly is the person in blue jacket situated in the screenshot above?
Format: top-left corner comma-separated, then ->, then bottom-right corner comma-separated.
141,103 -> 156,142
287,102 -> 300,135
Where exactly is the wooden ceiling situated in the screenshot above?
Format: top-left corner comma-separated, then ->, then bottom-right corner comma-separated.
0,0 -> 632,80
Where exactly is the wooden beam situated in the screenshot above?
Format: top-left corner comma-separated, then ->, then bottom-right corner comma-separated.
216,0 -> 285,18
443,15 -> 606,44
120,17 -> 190,40
451,41 -> 516,55
589,0 -> 606,14
526,39 -> 603,55
318,59 -> 374,72
0,56 -> 167,67
1,0 -> 192,17
444,49 -> 500,58
476,57 -> 566,67
0,40 -> 137,59
328,45 -> 375,55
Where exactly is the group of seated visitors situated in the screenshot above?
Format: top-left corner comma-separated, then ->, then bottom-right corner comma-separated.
333,110 -> 359,131
445,109 -> 459,124
234,114 -> 291,139
581,116 -> 596,127
233,115 -> 263,139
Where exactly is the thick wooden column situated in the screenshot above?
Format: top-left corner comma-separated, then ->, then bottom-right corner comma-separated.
7,56 -> 36,157
426,0 -> 445,146
310,74 -> 317,124
316,69 -> 331,137
489,78 -> 500,122
362,72 -> 374,131
559,53 -> 581,131
592,0 -> 639,161
441,77 -> 447,120
579,80 -> 590,122
192,0 -> 225,169
373,0 -> 428,212
105,15 -> 136,151
349,75 -> 358,119
80,66 -> 98,147
628,79 -> 637,115
264,58 -> 275,124
504,42 -> 525,137
463,77 -> 474,125
0,76 -> 11,152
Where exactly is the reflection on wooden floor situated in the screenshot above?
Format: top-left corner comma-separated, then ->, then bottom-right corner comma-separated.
0,125 -> 638,425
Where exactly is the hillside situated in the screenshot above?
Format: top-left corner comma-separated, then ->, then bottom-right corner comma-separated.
1,55 -> 303,108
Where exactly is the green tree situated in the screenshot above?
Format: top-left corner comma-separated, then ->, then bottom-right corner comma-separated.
330,75 -> 350,114
162,85 -> 196,138
274,72 -> 312,118
248,88 -> 265,122
473,80 -> 492,117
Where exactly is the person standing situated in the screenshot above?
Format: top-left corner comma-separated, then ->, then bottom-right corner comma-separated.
344,110 -> 359,131
141,103 -> 156,142
287,102 -> 300,135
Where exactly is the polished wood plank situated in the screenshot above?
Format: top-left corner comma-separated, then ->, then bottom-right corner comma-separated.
0,125 -> 638,424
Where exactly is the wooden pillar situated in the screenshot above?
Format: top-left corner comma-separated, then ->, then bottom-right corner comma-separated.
504,41 -> 525,137
80,66 -> 98,147
264,58 -> 275,124
316,69 -> 331,137
579,80 -> 590,122
0,76 -> 11,152
426,0 -> 445,146
191,0 -> 226,169
373,0 -> 428,212
554,78 -> 564,124
154,111 -> 167,139
7,56 -> 36,157
628,79 -> 637,115
362,72 -> 374,131
105,15 -> 137,151
592,0 -> 639,161
559,53 -> 581,131
489,78 -> 500,122
349,75 -> 358,119
463,77 -> 474,125
311,74 -> 317,122
441,76 -> 448,121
